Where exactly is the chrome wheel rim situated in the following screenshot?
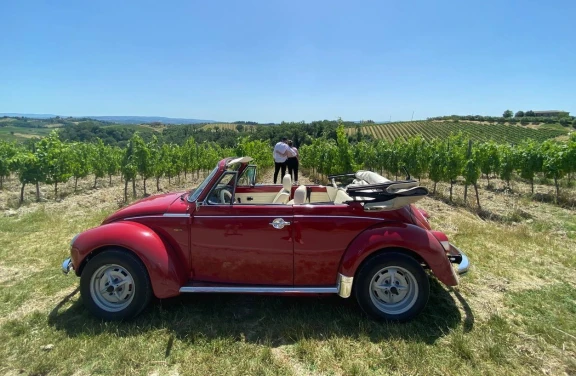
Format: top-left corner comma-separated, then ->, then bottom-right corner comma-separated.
90,264 -> 135,312
369,266 -> 418,315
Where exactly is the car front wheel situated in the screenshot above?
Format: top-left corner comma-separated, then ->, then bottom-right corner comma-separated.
355,252 -> 430,322
80,249 -> 152,321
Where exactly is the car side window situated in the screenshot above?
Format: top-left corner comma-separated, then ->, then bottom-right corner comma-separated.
206,171 -> 238,205
237,165 -> 257,186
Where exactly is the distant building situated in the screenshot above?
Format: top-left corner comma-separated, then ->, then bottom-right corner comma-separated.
533,110 -> 570,117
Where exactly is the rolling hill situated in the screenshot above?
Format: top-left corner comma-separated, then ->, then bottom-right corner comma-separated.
0,114 -> 216,125
347,120 -> 569,143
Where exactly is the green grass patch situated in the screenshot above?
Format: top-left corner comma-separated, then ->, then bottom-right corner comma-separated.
507,284 -> 576,348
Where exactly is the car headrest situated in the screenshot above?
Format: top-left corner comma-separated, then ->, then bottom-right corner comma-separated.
282,174 -> 292,191
293,185 -> 307,204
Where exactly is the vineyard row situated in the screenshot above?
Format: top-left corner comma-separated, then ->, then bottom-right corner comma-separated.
1,128 -> 574,208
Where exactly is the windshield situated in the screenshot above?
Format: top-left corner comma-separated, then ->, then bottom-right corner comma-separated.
188,166 -> 219,202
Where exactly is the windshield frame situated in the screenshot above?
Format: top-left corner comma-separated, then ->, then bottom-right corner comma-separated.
187,166 -> 219,202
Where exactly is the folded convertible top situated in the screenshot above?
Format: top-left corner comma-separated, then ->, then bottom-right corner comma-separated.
328,171 -> 429,211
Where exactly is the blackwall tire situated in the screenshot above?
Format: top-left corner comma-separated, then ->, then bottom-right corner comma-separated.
355,252 -> 430,322
80,249 -> 152,321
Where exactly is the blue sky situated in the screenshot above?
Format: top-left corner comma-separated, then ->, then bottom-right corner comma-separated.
1,0 -> 575,123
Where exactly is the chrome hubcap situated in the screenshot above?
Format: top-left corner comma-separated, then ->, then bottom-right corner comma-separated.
90,264 -> 135,312
369,266 -> 418,314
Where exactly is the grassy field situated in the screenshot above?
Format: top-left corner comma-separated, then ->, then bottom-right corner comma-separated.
0,172 -> 575,375
0,126 -> 54,142
346,121 -> 569,143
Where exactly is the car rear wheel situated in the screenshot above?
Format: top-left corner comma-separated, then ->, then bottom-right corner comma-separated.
355,252 -> 429,322
80,249 -> 152,321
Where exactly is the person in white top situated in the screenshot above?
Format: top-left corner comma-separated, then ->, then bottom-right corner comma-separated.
273,137 -> 296,184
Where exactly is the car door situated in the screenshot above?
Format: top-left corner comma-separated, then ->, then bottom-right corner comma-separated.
190,201 -> 294,286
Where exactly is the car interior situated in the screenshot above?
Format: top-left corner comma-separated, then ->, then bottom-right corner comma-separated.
205,162 -> 428,211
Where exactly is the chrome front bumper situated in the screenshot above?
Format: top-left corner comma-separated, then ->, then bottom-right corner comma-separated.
448,244 -> 470,275
62,258 -> 74,275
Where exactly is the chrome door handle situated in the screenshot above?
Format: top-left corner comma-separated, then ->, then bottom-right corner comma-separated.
269,218 -> 291,229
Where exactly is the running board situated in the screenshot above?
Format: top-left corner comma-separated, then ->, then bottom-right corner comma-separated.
179,286 -> 338,294
179,273 -> 354,298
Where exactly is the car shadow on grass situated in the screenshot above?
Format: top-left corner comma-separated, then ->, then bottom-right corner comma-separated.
48,278 -> 472,346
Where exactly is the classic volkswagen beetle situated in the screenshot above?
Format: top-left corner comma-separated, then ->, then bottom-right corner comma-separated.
62,156 -> 469,322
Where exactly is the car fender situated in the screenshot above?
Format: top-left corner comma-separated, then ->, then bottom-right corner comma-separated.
339,222 -> 458,287
71,221 -> 187,298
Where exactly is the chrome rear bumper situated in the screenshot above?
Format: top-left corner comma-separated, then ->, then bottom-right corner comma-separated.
457,252 -> 469,275
448,244 -> 470,275
62,258 -> 74,275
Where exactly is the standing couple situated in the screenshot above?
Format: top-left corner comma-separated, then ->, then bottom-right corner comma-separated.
273,137 -> 299,184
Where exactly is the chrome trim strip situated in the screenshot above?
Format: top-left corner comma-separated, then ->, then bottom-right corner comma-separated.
294,215 -> 384,221
179,286 -> 338,294
192,215 -> 383,220
123,215 -> 165,220
337,273 -> 353,298
62,258 -> 73,275
195,215 -> 292,218
122,214 -> 189,221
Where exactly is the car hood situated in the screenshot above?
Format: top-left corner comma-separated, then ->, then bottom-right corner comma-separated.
102,191 -> 186,224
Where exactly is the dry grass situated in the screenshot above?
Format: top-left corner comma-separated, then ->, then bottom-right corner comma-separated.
0,171 -> 575,375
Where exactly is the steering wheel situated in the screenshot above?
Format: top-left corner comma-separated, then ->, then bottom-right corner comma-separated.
220,188 -> 233,204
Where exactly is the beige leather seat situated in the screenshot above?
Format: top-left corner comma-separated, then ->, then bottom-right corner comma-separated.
334,189 -> 353,204
287,185 -> 307,205
272,174 -> 291,204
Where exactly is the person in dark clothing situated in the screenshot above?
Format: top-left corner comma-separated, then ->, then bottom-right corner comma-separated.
273,137 -> 295,184
286,140 -> 299,184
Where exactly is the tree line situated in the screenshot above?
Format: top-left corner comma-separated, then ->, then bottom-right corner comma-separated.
430,113 -> 575,128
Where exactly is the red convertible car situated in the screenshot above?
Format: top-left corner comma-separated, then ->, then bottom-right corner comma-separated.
62,157 -> 468,322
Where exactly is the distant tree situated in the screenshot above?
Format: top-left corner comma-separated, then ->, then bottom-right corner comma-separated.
463,141 -> 481,208
514,111 -> 525,118
0,141 -> 18,189
12,150 -> 43,203
36,131 -> 72,198
236,124 -> 244,132
121,138 -> 138,201
444,134 -> 466,202
572,119 -> 576,129
91,139 -> 108,188
503,110 -> 513,118
428,139 -> 446,195
69,142 -> 93,191
335,119 -> 356,173
476,141 -> 500,186
525,110 -> 535,117
131,133 -> 154,196
541,140 -> 570,201
498,144 -> 514,188
515,140 -> 543,194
